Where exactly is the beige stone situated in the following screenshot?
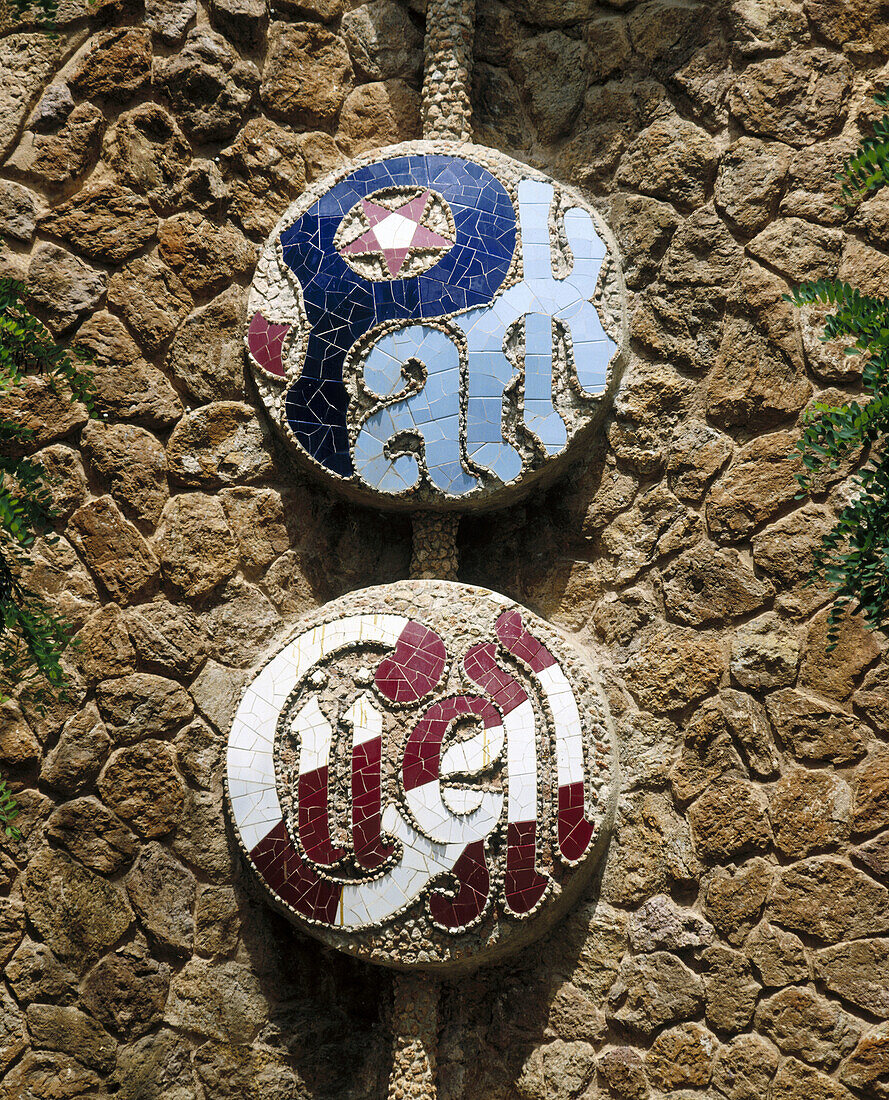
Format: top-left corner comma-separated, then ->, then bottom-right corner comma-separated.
158,212 -> 256,295
166,402 -> 273,488
155,493 -> 239,598
5,938 -> 78,1008
671,702 -> 745,806
81,421 -> 168,526
70,604 -> 137,683
26,242 -> 106,333
689,776 -> 771,862
221,118 -> 306,238
38,181 -> 157,264
46,796 -> 136,875
752,505 -> 833,617
175,719 -> 223,791
729,49 -> 852,146
219,487 -> 289,571
839,1024 -> 889,1098
597,1047 -> 648,1100
707,430 -> 803,543
629,894 -> 715,954
262,21 -> 352,128
799,301 -> 863,385
204,578 -> 279,668
108,254 -> 192,353
853,831 -> 889,880
815,939 -> 889,1019
663,542 -> 772,627
755,986 -> 861,1068
711,1033 -> 779,1100
714,137 -> 790,235
146,0 -> 197,43
104,103 -> 192,213
852,749 -> 889,837
771,1057 -> 855,1100
805,0 -> 889,50
766,689 -> 869,765
99,740 -> 186,838
166,286 -> 246,402
746,922 -> 809,987
165,957 -> 269,1043
646,1022 -> 720,1090
123,599 -> 207,679
39,704 -> 109,796
337,79 -> 421,156
770,769 -> 850,859
341,0 -> 422,82
667,421 -> 733,502
704,858 -> 772,945
195,885 -> 239,957
768,857 -> 889,943
0,1051 -> 100,1099
171,787 -> 236,882
68,496 -> 160,605
617,116 -> 717,208
209,0 -> 268,47
96,673 -> 193,744
155,27 -> 259,142
26,1004 -> 116,1072
7,101 -> 105,189
31,444 -> 88,520
730,612 -> 799,691
110,1029 -> 197,1100
546,983 -> 606,1045
607,191 -> 679,290
509,32 -> 588,144
0,897 -> 25,969
0,178 -> 40,241
127,843 -> 195,953
703,945 -> 761,1033
23,846 -> 133,966
626,621 -> 725,713
0,32 -> 66,158
609,951 -> 704,1035
799,606 -> 883,701
82,938 -> 171,1038
70,26 -> 151,101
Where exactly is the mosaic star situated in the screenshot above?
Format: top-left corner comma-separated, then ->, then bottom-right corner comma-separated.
339,190 -> 453,277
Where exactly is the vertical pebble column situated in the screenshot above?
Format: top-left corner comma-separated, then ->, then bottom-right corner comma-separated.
421,0 -> 476,142
389,972 -> 440,1100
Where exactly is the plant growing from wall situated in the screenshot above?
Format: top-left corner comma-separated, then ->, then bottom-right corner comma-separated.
786,91 -> 889,646
0,279 -> 94,836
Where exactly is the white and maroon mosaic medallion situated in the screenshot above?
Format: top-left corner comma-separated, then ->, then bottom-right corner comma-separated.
246,141 -> 628,511
226,580 -> 616,970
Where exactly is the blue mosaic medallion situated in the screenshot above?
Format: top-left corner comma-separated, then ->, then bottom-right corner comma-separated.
247,142 -> 628,508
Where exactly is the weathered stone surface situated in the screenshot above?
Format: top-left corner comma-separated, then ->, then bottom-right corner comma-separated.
337,79 -> 421,156
0,1050 -> 101,1099
661,207 -> 745,294
855,665 -> 889,736
626,621 -> 725,713
571,906 -> 629,1009
104,103 -> 192,213
146,0 -> 197,43
703,945 -> 761,1033
854,831 -> 889,879
109,1029 -> 197,1100
23,846 -> 133,966
746,922 -> 808,986
209,0 -> 268,47
0,32 -> 65,158
39,182 -> 156,264
27,81 -> 74,133
852,749 -> 889,837
839,1024 -> 889,1098
165,957 -> 269,1043
766,689 -> 869,765
108,255 -> 192,354
609,951 -> 704,1035
7,102 -> 105,189
171,787 -> 236,882
707,431 -> 803,543
770,770 -> 851,859
768,857 -> 889,943
663,542 -> 772,627
70,27 -> 151,101
191,1039 -> 317,1100
0,897 -> 24,972
99,740 -> 185,838
81,422 -> 168,527
729,612 -> 799,691
174,719 -> 222,792
158,213 -> 256,295
195,885 -> 239,957
220,118 -> 305,238
546,982 -> 607,1045
616,115 -> 717,209
615,708 -> 681,791
155,494 -> 240,599
205,579 -> 279,667
27,243 -> 105,333
509,32 -> 588,144
166,402 -> 273,488
800,301 -> 862,384
123,599 -> 207,678
341,0 -> 422,81
262,21 -> 352,128
46,796 -> 137,874
70,604 -> 137,683
667,421 -> 733,502
0,377 -> 89,458
715,688 -> 779,778
629,894 -> 715,954
597,1046 -> 648,1100
729,49 -> 852,146
707,316 -> 811,430
755,987 -> 860,1068
82,938 -> 171,1038
646,1022 -> 719,1090
0,703 -> 39,766
669,707 -> 736,810
714,137 -> 790,235
602,790 -> 699,907
68,496 -> 160,604
806,0 -> 889,50
0,178 -> 40,240
166,286 -> 246,402
711,1033 -> 779,1100
189,660 -> 249,733
771,1056 -> 855,1100
607,191 -> 679,290
75,311 -> 183,427
26,1004 -> 116,1073
155,27 -> 259,142
219,487 -> 289,571
816,939 -> 889,1019
172,157 -> 231,217
704,858 -> 773,945
799,606 -> 883,701
747,218 -> 843,283
752,505 -> 833,618
5,939 -> 78,1007
96,673 -> 193,744
127,843 -> 196,953
31,445 -> 88,520
689,777 -> 771,862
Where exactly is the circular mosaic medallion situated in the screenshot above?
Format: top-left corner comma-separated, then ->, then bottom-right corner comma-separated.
246,141 -> 628,511
226,580 -> 616,971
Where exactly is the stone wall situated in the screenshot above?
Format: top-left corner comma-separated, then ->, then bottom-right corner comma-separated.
0,0 -> 888,1097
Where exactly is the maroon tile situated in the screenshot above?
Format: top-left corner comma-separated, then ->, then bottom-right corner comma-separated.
429,840 -> 490,929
